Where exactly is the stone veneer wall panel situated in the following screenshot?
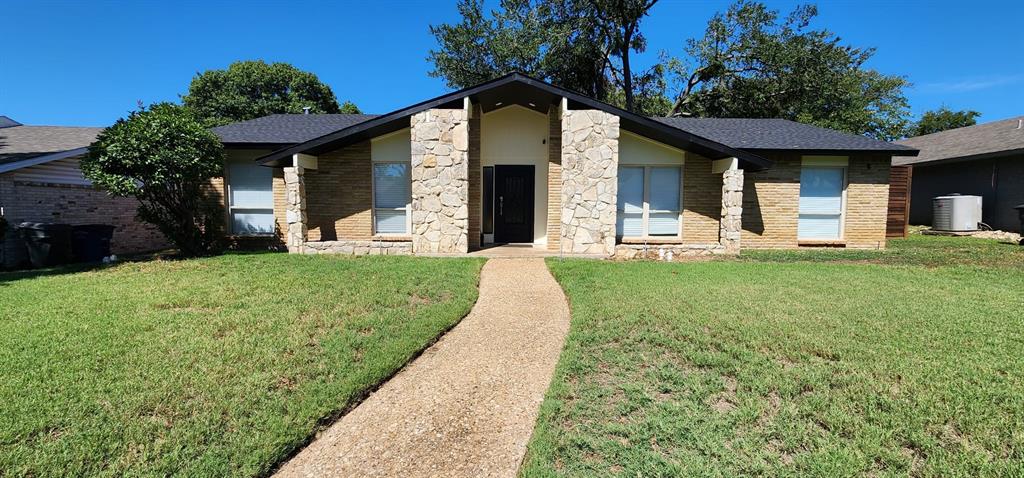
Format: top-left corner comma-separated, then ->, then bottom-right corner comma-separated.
546,105 -> 562,250
304,141 -> 373,241
410,109 -> 469,253
720,168 -> 744,252
467,103 -> 482,250
681,154 -> 723,244
560,109 -> 619,255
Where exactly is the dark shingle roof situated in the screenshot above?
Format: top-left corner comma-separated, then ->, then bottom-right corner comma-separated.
0,116 -> 22,128
894,116 -> 1024,166
212,114 -> 379,145
0,125 -> 102,166
655,117 -> 917,154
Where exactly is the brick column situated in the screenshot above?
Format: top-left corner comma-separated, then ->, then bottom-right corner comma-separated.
719,168 -> 743,253
560,109 -> 620,255
410,109 -> 469,254
284,165 -> 307,253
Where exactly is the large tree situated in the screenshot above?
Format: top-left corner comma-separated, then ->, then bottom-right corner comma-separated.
910,106 -> 980,137
428,0 -> 663,114
666,1 -> 911,140
83,103 -> 226,256
182,60 -> 358,127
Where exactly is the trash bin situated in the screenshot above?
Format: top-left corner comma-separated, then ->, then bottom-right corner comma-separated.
72,224 -> 116,263
17,222 -> 73,268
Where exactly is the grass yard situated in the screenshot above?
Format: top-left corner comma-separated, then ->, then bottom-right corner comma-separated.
524,236 -> 1024,477
0,253 -> 483,477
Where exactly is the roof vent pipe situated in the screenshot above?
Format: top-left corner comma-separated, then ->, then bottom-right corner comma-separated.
1017,119 -> 1022,129
303,106 -> 311,115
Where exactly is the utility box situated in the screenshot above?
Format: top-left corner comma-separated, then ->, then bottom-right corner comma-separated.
932,195 -> 983,232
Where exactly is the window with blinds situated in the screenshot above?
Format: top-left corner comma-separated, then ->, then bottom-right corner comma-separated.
616,166 -> 682,239
227,161 -> 274,235
373,162 -> 411,234
798,166 -> 845,239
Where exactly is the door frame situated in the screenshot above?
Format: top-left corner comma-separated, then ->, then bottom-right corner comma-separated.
492,164 -> 535,244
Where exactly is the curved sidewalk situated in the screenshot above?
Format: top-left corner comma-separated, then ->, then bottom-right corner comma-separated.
275,258 -> 571,478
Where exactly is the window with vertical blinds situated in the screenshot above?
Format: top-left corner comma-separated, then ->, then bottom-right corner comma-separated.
798,166 -> 845,239
616,166 -> 682,238
228,161 -> 274,235
373,162 -> 410,234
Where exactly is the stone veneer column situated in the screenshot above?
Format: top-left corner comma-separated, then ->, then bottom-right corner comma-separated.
719,168 -> 744,253
560,109 -> 620,255
410,109 -> 470,254
283,165 -> 307,253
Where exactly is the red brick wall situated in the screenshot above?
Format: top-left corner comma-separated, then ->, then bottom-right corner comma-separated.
0,173 -> 168,268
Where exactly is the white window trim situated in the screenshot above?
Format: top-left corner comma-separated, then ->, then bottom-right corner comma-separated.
617,165 -> 684,239
797,163 -> 849,241
225,161 -> 275,237
371,161 -> 412,236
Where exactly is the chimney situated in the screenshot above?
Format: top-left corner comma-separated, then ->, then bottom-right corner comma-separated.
303,106 -> 312,115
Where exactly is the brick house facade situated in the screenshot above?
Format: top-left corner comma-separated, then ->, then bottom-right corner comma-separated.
0,157 -> 168,268
212,73 -> 916,258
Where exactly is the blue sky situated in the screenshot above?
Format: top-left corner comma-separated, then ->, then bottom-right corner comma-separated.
2,0 -> 1022,128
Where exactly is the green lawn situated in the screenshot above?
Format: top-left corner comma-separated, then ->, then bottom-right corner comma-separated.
0,253 -> 483,477
524,236 -> 1024,477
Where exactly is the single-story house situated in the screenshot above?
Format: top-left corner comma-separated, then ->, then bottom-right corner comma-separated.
895,116 -> 1024,231
0,116 -> 167,268
209,73 -> 918,258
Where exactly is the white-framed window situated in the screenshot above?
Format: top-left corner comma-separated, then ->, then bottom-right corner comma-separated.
227,160 -> 274,236
798,163 -> 847,240
372,162 -> 411,234
616,166 -> 682,238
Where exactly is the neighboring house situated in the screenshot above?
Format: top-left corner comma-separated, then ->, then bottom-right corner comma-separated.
0,116 -> 167,268
895,116 -> 1024,231
210,73 -> 917,258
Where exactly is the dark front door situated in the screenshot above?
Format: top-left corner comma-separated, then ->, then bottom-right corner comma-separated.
494,165 -> 535,243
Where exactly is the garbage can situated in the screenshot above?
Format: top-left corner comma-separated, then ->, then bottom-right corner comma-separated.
17,223 -> 73,268
72,224 -> 116,263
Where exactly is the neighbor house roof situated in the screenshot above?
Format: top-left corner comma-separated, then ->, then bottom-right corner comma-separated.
894,116 -> 1024,166
212,114 -> 380,146
655,117 -> 918,155
0,121 -> 102,173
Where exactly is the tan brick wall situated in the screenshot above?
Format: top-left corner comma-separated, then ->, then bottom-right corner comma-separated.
1,173 -> 168,268
304,141 -> 373,241
741,153 -> 890,249
546,105 -> 562,250
741,153 -> 801,248
844,154 -> 890,249
468,103 -> 482,250
682,154 -> 723,244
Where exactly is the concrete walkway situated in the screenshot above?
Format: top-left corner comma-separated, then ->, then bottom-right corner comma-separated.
275,258 -> 571,478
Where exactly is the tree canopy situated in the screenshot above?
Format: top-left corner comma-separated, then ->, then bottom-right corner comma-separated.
182,60 -> 358,127
428,0 -> 663,115
83,103 -> 226,256
428,0 -> 913,140
666,1 -> 911,140
910,106 -> 980,137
